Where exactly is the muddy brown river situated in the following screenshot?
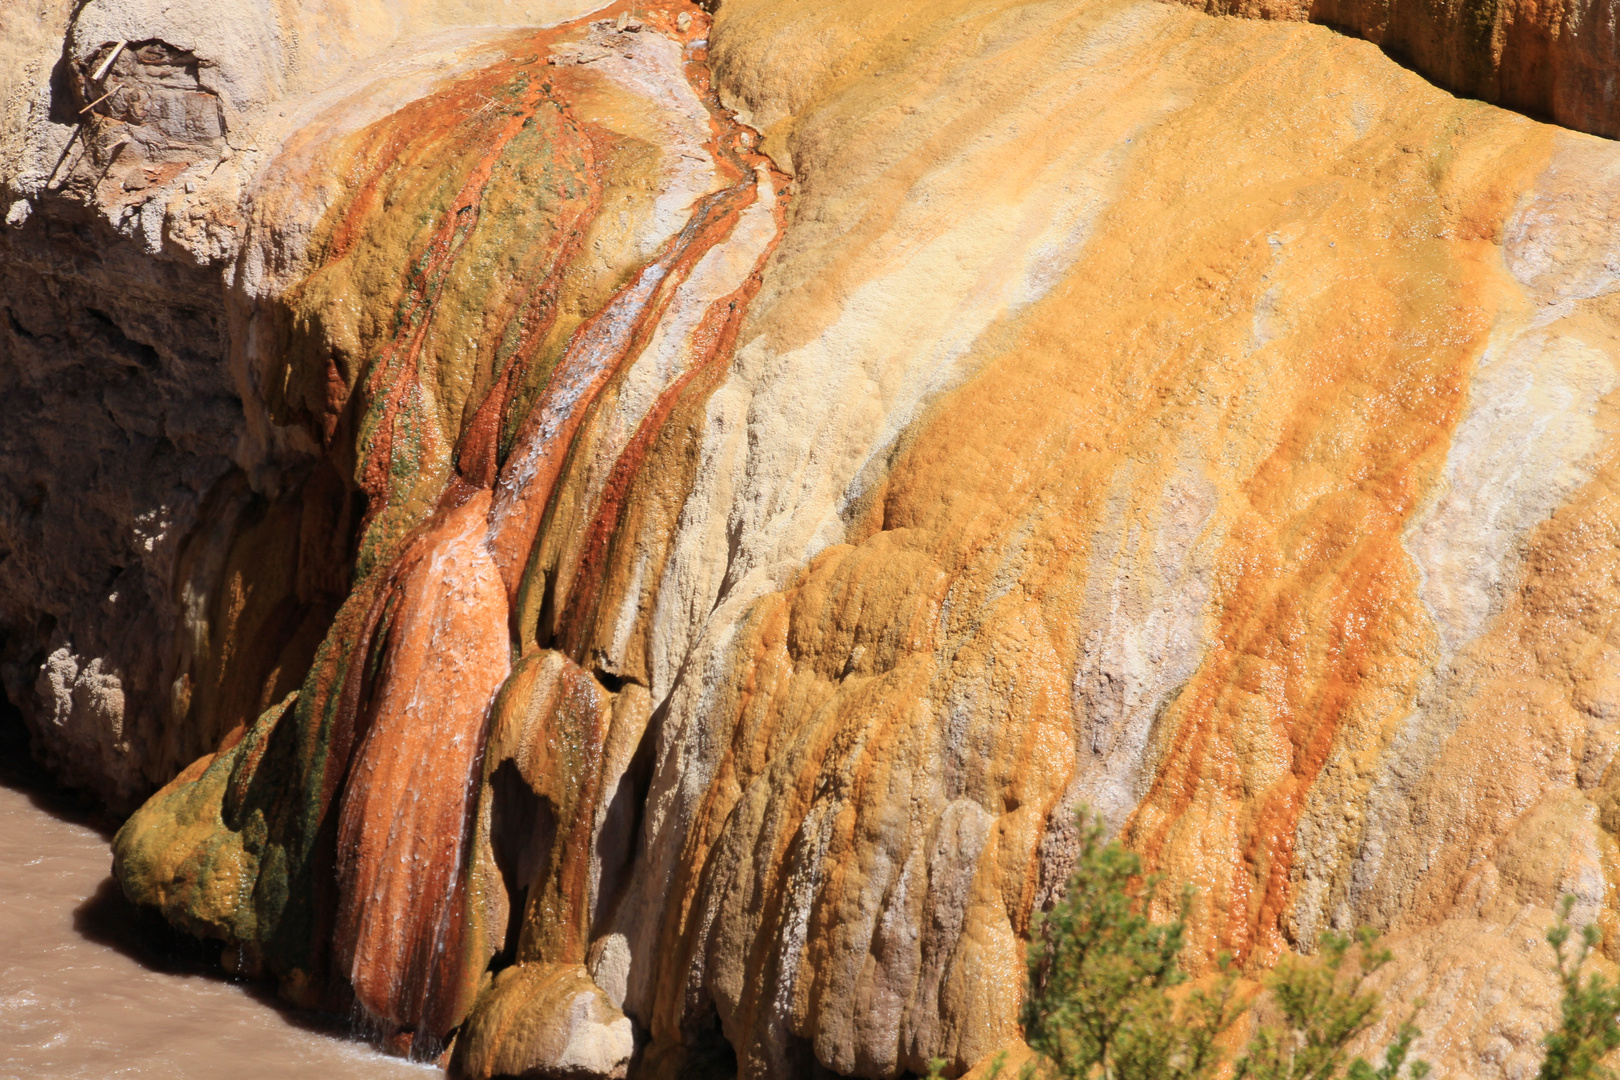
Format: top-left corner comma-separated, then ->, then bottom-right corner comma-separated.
0,778 -> 435,1080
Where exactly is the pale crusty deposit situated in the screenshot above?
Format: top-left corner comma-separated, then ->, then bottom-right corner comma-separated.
4,0 -> 1620,1077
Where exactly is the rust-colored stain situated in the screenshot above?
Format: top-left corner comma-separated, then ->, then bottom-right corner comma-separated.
107,0 -> 1620,1075
116,0 -> 792,1055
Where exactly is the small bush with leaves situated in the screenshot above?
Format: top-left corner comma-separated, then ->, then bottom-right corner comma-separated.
1014,810 -> 1243,1080
1235,926 -> 1427,1080
1010,808 -> 1428,1080
955,806 -> 1620,1080
1538,895 -> 1620,1080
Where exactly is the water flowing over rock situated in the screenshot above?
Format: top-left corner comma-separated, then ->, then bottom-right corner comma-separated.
5,0 -> 1620,1076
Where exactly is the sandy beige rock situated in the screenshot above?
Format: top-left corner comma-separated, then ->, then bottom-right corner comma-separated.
451,963 -> 635,1080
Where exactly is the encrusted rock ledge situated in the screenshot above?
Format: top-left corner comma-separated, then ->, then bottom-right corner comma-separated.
1173,0 -> 1620,139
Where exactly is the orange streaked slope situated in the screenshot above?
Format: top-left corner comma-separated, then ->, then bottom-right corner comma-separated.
6,0 -> 1613,1076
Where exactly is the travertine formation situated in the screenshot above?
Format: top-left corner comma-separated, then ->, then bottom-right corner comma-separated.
1178,0 -> 1620,140
4,0 -> 1620,1077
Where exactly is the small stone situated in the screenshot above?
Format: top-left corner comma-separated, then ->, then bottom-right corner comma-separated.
615,10 -> 628,30
676,11 -> 692,30
455,965 -> 633,1080
4,199 -> 30,228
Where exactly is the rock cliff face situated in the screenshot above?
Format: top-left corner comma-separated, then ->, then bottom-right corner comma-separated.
4,0 -> 1620,1077
1177,0 -> 1620,141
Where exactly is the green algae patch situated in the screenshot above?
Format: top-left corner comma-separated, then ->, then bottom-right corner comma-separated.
112,693 -> 296,948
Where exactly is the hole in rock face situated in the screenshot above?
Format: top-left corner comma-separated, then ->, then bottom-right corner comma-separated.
76,40 -> 226,141
782,1032 -> 844,1080
488,759 -> 556,969
592,667 -> 627,694
21,481 -> 48,519
679,1012 -> 740,1080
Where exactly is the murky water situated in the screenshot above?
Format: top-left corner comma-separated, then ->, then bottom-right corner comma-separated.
0,779 -> 436,1080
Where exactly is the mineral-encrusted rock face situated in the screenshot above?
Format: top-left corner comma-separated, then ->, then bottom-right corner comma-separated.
6,0 -> 1620,1077
1175,0 -> 1620,140
0,0 -> 606,807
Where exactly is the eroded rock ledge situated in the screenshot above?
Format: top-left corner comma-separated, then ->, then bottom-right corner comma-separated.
1174,0 -> 1620,139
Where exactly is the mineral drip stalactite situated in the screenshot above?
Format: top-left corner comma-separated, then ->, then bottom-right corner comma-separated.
113,2 -> 790,1066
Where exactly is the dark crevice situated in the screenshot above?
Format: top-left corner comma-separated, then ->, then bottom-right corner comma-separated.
0,650 -> 38,787
591,712 -> 657,934
783,1033 -> 844,1080
535,566 -> 560,651
22,480 -> 49,518
677,1012 -> 740,1080
84,307 -> 162,370
487,758 -> 556,971
5,307 -> 37,340
593,667 -> 628,694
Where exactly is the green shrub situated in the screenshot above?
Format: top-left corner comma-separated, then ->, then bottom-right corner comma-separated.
1539,896 -> 1620,1080
970,807 -> 1620,1080
1234,927 -> 1427,1080
1013,809 -> 1427,1080
1018,810 -> 1238,1080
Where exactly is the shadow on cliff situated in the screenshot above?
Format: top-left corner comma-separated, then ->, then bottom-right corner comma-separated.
0,672 -> 120,837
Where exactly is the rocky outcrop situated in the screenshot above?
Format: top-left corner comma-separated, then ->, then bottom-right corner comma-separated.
0,0 -> 606,807
1174,0 -> 1620,139
7,0 -> 1620,1077
450,963 -> 635,1080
